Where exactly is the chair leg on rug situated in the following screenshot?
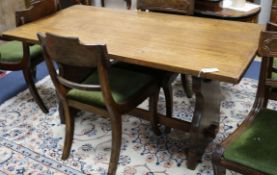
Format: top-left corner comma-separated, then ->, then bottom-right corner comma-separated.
212,163 -> 226,175
163,83 -> 173,133
108,114 -> 122,175
23,69 -> 48,113
62,105 -> 75,160
59,101 -> 79,125
162,72 -> 177,133
149,89 -> 161,135
58,99 -> 66,124
212,145 -> 226,175
181,74 -> 193,98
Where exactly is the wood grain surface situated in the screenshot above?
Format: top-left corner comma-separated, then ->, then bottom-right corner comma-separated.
2,5 -> 264,83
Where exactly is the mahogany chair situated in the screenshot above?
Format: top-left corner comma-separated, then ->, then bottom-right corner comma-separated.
0,0 -> 59,113
137,0 -> 194,15
38,32 -> 161,175
25,0 -> 42,7
58,0 -> 105,8
116,0 -> 194,133
137,0 -> 195,98
212,22 -> 277,175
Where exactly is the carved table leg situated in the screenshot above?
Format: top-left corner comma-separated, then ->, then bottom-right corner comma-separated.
186,77 -> 223,169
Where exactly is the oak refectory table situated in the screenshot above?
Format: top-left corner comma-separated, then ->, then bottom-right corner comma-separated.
1,5 -> 264,170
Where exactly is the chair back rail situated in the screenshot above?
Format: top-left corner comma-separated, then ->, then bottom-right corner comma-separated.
257,22 -> 277,103
17,0 -> 58,27
39,33 -> 101,67
258,32 -> 277,58
137,0 -> 195,15
212,22 -> 277,175
0,0 -> 57,113
38,31 -> 160,175
1,0 -> 58,68
37,33 -> 113,103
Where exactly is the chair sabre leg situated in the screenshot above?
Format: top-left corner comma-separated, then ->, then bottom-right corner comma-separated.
149,89 -> 161,135
163,83 -> 173,133
212,146 -> 226,175
181,74 -> 193,98
108,114 -> 122,175
213,164 -> 226,175
23,69 -> 48,113
58,98 -> 66,124
62,105 -> 74,160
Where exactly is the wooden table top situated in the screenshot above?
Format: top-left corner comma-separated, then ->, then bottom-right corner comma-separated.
1,5 -> 264,83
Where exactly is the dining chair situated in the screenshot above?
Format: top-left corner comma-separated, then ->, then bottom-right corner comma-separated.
116,0 -> 195,133
57,0 -> 105,8
38,32 -> 162,175
0,0 -> 59,113
137,0 -> 194,15
137,0 -> 195,99
212,22 -> 277,175
25,0 -> 47,7
114,61 -> 177,132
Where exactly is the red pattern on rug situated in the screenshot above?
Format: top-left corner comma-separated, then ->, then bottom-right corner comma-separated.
0,71 -> 7,78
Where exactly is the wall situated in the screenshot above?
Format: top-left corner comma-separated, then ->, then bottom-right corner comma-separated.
0,0 -> 25,33
256,0 -> 272,24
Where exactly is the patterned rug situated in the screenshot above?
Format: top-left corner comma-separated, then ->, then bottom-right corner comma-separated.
0,71 -> 10,79
0,76 -> 276,175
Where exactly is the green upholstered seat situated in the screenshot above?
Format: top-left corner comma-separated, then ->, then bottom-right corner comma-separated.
0,41 -> 42,63
67,67 -> 155,107
223,109 -> 277,175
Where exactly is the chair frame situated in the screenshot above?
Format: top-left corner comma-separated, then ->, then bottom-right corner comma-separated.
135,0 -> 195,132
137,0 -> 195,15
212,22 -> 277,175
38,32 -> 161,175
0,0 -> 59,113
137,0 -> 195,98
71,0 -> 105,7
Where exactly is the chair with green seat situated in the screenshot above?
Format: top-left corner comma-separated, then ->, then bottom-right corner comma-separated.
0,0 -> 59,113
136,0 -> 195,100
38,32 -> 161,175
58,0 -> 105,8
113,61 -> 177,132
115,0 -> 195,133
212,22 -> 277,175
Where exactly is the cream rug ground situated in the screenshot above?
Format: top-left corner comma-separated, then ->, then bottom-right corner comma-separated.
0,76 -> 276,175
